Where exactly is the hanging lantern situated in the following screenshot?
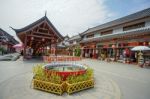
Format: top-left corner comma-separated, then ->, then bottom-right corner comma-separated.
31,37 -> 34,40
112,44 -> 116,48
143,42 -> 146,46
42,38 -> 45,41
121,43 -> 124,47
57,39 -> 59,43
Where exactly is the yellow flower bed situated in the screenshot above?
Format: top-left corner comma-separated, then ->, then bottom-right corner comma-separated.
33,79 -> 64,95
66,79 -> 94,94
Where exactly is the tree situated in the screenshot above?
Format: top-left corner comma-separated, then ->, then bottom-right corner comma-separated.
74,47 -> 81,56
0,47 -> 4,55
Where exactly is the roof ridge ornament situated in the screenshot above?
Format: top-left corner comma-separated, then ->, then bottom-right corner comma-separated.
45,11 -> 47,17
9,26 -> 15,30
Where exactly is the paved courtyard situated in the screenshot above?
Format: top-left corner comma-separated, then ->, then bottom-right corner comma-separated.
0,58 -> 150,99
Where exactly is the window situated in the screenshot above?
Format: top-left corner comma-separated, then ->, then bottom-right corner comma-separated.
86,34 -> 94,38
69,41 -> 73,44
123,22 -> 145,31
101,30 -> 113,35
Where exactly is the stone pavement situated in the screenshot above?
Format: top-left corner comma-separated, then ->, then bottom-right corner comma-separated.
0,58 -> 150,99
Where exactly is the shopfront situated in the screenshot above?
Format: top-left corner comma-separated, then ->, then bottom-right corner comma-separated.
81,43 -> 98,58
96,40 -> 150,63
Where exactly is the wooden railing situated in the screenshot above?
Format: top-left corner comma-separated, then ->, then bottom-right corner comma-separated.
43,56 -> 82,63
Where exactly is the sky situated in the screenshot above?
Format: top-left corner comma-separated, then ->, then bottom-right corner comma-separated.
0,0 -> 150,42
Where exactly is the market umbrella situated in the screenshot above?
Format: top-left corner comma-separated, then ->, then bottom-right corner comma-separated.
131,46 -> 150,51
13,43 -> 24,48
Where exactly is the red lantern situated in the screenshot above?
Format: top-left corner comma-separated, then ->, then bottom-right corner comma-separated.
143,42 -> 145,45
31,37 -> 34,40
112,44 -> 116,48
42,38 -> 45,41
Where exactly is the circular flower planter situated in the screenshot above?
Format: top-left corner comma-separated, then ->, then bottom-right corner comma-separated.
32,63 -> 94,95
44,63 -> 87,80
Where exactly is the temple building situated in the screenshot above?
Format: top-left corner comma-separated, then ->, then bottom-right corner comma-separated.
79,8 -> 150,63
12,15 -> 64,58
0,28 -> 18,54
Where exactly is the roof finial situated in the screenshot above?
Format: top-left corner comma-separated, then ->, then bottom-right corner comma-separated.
9,26 -> 14,30
45,11 -> 47,17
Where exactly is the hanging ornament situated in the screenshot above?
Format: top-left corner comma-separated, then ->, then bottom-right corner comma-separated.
143,42 -> 146,46
112,44 -> 116,48
42,38 -> 45,41
31,37 -> 34,40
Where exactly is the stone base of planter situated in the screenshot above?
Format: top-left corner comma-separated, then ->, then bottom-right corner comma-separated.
66,79 -> 94,94
33,79 -> 64,95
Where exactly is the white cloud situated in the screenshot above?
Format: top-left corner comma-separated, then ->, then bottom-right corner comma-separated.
0,0 -> 113,41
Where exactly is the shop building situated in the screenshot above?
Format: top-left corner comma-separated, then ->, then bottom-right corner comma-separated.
67,34 -> 81,56
0,28 -> 18,54
80,8 -> 150,62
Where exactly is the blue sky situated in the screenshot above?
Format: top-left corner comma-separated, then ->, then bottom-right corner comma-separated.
103,0 -> 150,21
0,0 -> 150,41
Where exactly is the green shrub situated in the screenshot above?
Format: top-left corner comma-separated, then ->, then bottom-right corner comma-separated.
0,47 -> 4,52
66,67 -> 94,84
33,64 -> 46,81
33,64 -> 62,84
49,72 -> 62,84
74,47 -> 81,56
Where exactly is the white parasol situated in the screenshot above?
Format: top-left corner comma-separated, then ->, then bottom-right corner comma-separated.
131,46 -> 150,51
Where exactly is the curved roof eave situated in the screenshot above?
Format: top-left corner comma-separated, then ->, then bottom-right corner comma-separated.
11,16 -> 64,40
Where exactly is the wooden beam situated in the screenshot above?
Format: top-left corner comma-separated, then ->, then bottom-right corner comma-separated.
33,32 -> 53,36
27,34 -> 54,39
39,28 -> 48,31
45,21 -> 63,41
